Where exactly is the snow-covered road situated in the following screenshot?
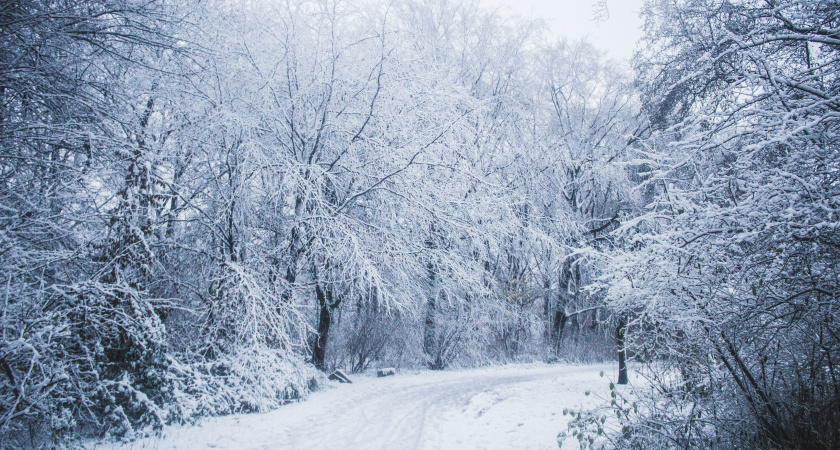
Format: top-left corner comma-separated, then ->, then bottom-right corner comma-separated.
101,363 -> 622,450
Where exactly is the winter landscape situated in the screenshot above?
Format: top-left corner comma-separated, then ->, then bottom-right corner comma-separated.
1,0 -> 838,449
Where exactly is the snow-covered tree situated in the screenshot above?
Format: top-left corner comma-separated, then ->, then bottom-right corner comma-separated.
0,0 -> 185,443
599,0 -> 840,447
536,41 -> 642,357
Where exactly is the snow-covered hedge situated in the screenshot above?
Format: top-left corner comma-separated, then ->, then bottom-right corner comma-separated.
167,349 -> 322,422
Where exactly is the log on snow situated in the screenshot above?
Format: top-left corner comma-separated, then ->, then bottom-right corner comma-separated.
328,369 -> 352,383
376,368 -> 396,377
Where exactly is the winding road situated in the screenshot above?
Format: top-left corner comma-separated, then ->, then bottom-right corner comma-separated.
107,363 -> 619,450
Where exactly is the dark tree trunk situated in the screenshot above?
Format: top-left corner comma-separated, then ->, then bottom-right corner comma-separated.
617,315 -> 628,385
554,310 -> 568,340
423,291 -> 437,368
312,282 -> 332,371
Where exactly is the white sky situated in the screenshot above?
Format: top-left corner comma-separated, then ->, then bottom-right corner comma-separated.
482,0 -> 646,61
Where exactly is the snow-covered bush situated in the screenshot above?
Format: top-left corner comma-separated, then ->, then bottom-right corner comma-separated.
166,348 -> 321,421
0,286 -> 166,445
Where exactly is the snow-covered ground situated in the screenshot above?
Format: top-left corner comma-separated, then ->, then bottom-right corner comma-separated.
95,363 -> 631,450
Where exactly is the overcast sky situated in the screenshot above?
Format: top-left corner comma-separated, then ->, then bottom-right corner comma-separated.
482,0 -> 646,61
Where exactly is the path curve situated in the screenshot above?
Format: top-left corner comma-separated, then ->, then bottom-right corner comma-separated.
106,363 -> 619,450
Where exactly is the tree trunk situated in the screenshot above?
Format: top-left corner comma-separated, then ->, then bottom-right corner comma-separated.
312,282 -> 332,371
617,315 -> 628,385
554,310 -> 568,340
423,292 -> 437,368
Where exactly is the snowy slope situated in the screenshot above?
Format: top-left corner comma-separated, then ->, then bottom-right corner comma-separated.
95,363 -> 627,450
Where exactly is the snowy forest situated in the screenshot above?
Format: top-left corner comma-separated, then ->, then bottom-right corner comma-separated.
0,0 -> 838,448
